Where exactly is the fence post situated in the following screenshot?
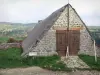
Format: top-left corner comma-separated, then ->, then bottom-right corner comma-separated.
94,40 -> 97,62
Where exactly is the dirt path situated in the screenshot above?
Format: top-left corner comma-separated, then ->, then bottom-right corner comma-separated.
0,67 -> 100,75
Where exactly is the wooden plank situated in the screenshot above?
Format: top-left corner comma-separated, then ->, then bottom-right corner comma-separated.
56,30 -> 66,56
68,30 -> 80,55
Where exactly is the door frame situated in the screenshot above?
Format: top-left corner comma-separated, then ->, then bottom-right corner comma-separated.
56,30 -> 80,56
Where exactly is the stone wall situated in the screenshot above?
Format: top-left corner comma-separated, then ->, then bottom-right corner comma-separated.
78,27 -> 100,57
30,30 -> 57,56
0,43 -> 21,50
79,28 -> 94,56
53,6 -> 68,27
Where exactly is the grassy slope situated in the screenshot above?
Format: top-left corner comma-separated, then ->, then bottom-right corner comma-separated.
0,48 -> 100,71
79,55 -> 100,70
0,48 -> 71,71
0,48 -> 26,68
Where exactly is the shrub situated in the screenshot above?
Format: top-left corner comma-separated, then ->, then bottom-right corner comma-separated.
7,38 -> 17,43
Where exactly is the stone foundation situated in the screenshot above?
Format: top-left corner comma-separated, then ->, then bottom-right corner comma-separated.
0,43 -> 21,50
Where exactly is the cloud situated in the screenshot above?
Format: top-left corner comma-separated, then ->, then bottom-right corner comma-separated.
0,0 -> 100,25
81,14 -> 100,25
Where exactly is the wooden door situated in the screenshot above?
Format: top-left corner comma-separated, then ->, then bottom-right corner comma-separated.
56,30 -> 67,56
69,30 -> 80,55
56,30 -> 80,56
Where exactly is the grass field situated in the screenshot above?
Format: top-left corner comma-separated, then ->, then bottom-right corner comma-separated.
0,37 -> 9,43
79,55 -> 100,70
0,48 -> 100,71
0,47 -> 71,71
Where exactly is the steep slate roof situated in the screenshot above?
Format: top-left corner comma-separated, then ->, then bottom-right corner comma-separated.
22,4 -> 68,56
22,4 -> 93,56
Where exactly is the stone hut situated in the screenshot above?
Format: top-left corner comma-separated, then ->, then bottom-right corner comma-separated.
22,4 -> 100,57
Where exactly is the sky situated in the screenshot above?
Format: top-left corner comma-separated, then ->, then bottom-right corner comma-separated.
0,0 -> 100,26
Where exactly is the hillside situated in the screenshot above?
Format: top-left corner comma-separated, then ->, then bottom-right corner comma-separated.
0,23 -> 99,37
88,26 -> 100,44
0,22 -> 36,37
0,22 -> 100,43
87,26 -> 100,32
